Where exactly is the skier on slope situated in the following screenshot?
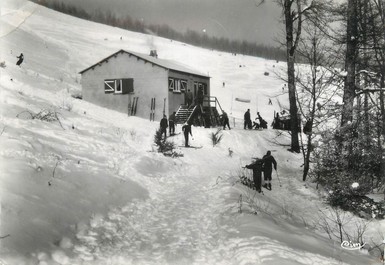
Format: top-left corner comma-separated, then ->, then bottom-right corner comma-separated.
244,158 -> 264,193
16,53 -> 24,67
262,151 -> 277,190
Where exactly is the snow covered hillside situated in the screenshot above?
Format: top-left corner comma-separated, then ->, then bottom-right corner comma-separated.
0,1 -> 383,264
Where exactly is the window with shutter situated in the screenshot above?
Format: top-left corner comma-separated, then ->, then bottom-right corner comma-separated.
104,78 -> 134,94
180,80 -> 187,92
168,78 -> 174,91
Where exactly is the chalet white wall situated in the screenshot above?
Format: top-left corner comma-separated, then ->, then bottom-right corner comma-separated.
81,52 -> 168,121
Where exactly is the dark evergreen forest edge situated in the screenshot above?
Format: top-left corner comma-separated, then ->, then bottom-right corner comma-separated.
31,0 -> 287,61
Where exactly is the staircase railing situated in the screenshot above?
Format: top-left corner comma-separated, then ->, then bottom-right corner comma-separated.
186,105 -> 197,125
203,96 -> 224,114
203,96 -> 224,127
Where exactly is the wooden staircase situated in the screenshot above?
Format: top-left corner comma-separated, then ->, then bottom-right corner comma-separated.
207,106 -> 221,127
175,105 -> 196,124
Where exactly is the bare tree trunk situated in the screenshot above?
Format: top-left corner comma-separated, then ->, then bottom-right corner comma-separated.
381,73 -> 385,135
364,93 -> 370,145
302,36 -> 318,181
284,0 -> 301,153
287,60 -> 301,152
303,134 -> 312,181
369,0 -> 385,199
362,0 -> 370,148
380,71 -> 385,200
341,0 -> 359,126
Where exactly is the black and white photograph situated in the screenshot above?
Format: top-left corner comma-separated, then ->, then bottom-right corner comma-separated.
1,0 -> 385,264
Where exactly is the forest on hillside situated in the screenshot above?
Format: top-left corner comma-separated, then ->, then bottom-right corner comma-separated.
30,0 -> 287,61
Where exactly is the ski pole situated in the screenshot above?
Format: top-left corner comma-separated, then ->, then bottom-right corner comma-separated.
276,170 -> 282,187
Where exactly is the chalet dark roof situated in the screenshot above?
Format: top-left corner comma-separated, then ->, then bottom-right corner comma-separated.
79,49 -> 210,78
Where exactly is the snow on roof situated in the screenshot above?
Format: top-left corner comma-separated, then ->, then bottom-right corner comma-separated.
79,49 -> 210,78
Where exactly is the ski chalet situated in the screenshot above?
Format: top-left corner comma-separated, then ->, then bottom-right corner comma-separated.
79,49 -> 224,127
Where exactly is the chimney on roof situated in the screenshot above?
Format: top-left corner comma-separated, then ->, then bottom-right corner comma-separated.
149,50 -> 158,58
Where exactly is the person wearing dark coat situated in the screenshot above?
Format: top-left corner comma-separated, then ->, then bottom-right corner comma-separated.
222,111 -> 231,130
182,123 -> 193,147
272,113 -> 280,129
244,109 -> 251,129
262,151 -> 277,190
252,118 -> 260,129
169,111 -> 176,135
16,53 -> 24,66
245,158 -> 264,193
257,112 -> 268,129
196,87 -> 204,106
185,90 -> 193,108
160,114 -> 168,139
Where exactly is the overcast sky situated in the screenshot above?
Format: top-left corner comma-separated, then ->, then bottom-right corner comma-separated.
47,0 -> 284,46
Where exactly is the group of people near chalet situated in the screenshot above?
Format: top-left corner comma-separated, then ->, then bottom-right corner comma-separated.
160,112 -> 193,147
160,108 -> 275,148
221,109 -> 270,131
244,109 -> 268,130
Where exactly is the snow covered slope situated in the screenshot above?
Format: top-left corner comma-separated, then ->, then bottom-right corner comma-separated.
0,1 -> 382,264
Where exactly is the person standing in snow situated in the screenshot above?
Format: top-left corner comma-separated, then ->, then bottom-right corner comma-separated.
169,111 -> 176,135
272,113 -> 280,129
262,151 -> 277,190
16,53 -> 24,66
244,158 -> 264,193
160,114 -> 168,139
222,111 -> 231,130
244,109 -> 251,129
182,122 -> 193,147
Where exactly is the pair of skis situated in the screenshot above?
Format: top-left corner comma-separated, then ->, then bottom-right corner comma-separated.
179,145 -> 203,149
130,97 -> 139,116
168,132 -> 181,137
150,97 -> 156,121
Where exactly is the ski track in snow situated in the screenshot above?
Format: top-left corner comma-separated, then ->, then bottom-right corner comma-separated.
68,169 -> 344,265
71,172 -> 231,264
